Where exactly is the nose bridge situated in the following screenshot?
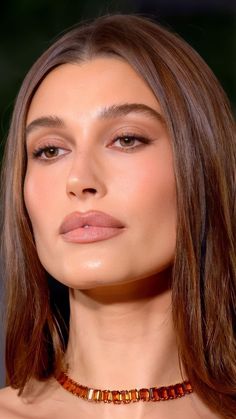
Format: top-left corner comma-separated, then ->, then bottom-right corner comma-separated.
66,143 -> 106,199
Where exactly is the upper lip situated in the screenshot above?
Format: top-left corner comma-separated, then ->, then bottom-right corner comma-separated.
59,210 -> 125,234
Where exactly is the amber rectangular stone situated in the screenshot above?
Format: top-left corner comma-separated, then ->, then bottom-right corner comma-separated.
139,388 -> 150,401
74,385 -> 81,396
150,387 -> 160,401
159,387 -> 168,400
168,386 -> 176,399
129,389 -> 139,402
121,390 -> 131,403
93,389 -> 102,402
112,390 -> 122,404
64,380 -> 72,390
69,383 -> 77,394
183,382 -> 192,394
80,386 -> 88,398
69,384 -> 75,392
102,390 -> 112,403
175,384 -> 184,397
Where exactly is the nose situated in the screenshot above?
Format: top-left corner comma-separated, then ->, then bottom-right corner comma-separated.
66,151 -> 107,201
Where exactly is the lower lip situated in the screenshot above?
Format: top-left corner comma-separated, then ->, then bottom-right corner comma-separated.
61,226 -> 124,243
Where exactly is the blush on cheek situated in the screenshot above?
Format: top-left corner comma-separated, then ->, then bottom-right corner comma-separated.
24,168 -> 54,211
129,158 -> 176,205
24,175 -> 46,234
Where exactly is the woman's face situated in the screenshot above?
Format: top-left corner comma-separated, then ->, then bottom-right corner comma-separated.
24,57 -> 177,290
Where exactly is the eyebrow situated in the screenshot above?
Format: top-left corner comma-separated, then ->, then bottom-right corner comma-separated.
99,103 -> 165,123
25,115 -> 65,137
25,103 -> 165,138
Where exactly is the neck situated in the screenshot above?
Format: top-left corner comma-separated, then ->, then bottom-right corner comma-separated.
65,270 -> 184,390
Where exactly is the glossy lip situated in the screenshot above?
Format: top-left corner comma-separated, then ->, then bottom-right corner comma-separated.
59,210 -> 125,243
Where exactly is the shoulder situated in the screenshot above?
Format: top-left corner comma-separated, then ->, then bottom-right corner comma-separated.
0,379 -> 66,419
0,386 -> 22,418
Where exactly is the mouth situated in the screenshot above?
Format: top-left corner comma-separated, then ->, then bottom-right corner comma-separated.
59,210 -> 125,243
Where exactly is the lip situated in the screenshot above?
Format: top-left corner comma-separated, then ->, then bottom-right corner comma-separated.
59,210 -> 125,243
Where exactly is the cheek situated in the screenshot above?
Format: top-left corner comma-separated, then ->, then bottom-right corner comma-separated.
118,151 -> 177,266
24,169 -> 57,233
117,152 -> 176,217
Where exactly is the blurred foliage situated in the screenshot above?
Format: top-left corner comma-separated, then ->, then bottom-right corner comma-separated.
0,0 -> 235,143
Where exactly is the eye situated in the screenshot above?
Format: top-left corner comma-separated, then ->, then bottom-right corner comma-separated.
112,134 -> 151,151
32,145 -> 68,160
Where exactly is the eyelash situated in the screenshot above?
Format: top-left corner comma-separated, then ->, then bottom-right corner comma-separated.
32,144 -> 66,159
32,134 -> 152,160
112,133 -> 152,151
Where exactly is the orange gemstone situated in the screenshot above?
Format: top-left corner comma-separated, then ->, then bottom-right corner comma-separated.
121,390 -> 131,403
112,391 -> 122,404
175,384 -> 184,397
64,380 -> 72,390
159,387 -> 168,400
168,386 -> 176,399
74,385 -> 80,396
69,383 -> 77,393
150,387 -> 160,401
183,382 -> 192,393
80,386 -> 88,398
93,389 -> 102,402
102,390 -> 112,403
129,389 -> 139,402
139,388 -> 150,401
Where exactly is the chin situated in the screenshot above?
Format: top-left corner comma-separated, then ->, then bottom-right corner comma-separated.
45,264 -> 126,290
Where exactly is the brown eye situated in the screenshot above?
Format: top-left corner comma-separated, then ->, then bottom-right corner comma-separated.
111,134 -> 150,151
118,137 -> 136,147
44,147 -> 59,158
33,145 -> 68,160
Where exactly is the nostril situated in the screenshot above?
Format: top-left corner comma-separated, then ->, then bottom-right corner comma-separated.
82,188 -> 97,194
69,191 -> 77,197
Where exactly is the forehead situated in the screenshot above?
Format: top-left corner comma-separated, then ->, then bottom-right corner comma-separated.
27,57 -> 162,123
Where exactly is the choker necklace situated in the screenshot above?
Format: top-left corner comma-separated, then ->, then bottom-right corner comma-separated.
56,371 -> 193,405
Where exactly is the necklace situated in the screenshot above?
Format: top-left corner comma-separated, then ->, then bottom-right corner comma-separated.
56,371 -> 193,404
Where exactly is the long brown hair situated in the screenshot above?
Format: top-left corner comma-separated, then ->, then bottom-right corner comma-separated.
1,14 -> 235,418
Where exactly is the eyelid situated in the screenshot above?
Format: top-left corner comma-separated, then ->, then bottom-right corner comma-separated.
27,132 -> 73,151
31,143 -> 70,161
109,132 -> 153,150
28,129 -> 154,160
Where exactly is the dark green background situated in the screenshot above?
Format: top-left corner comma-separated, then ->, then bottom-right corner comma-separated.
0,0 -> 235,144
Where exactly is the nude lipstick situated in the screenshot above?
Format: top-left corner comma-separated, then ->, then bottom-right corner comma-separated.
59,210 -> 125,243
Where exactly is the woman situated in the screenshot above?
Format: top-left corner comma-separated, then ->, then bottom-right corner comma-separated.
0,14 -> 235,419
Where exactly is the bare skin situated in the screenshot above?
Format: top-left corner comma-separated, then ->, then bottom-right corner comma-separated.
0,59 -> 221,418
0,379 -> 221,419
0,280 -> 219,419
